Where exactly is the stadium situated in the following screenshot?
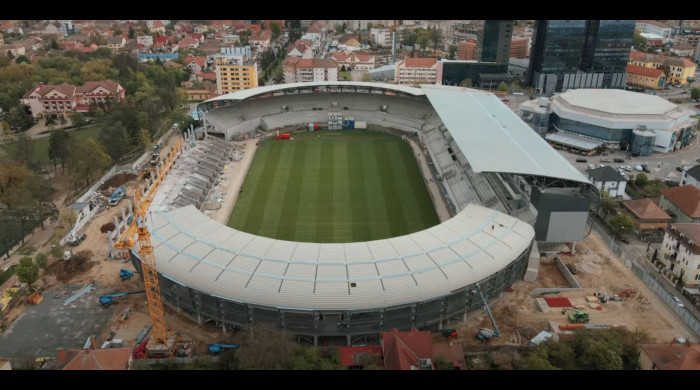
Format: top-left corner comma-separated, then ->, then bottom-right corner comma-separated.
130,82 -> 597,346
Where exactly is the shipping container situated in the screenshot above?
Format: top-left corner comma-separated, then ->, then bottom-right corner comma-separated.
355,121 -> 367,129
276,133 -> 291,140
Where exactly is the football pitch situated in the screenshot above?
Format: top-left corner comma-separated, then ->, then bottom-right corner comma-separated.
228,130 -> 440,243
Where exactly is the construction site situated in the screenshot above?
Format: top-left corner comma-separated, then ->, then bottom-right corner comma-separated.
1,83 -> 699,369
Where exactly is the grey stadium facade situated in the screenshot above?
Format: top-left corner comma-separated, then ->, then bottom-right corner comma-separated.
130,82 -> 595,346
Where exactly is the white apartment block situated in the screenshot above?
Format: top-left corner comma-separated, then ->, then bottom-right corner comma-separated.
661,224 -> 700,288
394,58 -> 438,85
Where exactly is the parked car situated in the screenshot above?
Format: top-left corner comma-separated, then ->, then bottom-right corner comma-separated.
600,158 -> 611,162
676,167 -> 684,172
672,296 -> 685,308
642,165 -> 651,173
696,158 -> 700,163
614,158 -> 625,163
576,158 -> 587,162
67,233 -> 86,246
695,104 -> 700,108
635,165 -> 644,172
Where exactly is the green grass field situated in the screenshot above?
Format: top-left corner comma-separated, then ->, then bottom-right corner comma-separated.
228,130 -> 439,243
4,126 -> 101,164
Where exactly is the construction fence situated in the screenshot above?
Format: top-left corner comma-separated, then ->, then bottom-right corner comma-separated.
591,220 -> 700,338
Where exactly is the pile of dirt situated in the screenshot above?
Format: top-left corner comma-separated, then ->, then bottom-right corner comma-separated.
44,250 -> 96,282
99,173 -> 137,191
100,222 -> 116,233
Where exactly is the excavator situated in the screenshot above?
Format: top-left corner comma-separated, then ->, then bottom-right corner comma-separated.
562,308 -> 590,323
475,284 -> 500,341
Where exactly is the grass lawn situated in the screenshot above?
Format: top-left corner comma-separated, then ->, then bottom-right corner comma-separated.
228,130 -> 439,243
7,126 -> 101,165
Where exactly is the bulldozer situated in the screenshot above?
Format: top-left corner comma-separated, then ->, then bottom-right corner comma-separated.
562,308 -> 590,323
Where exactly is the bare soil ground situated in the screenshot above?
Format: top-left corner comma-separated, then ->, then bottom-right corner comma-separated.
451,232 -> 697,349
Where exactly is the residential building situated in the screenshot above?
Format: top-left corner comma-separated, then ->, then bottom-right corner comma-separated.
346,20 -> 368,31
660,224 -> 700,287
179,37 -> 200,49
283,56 -> 301,84
221,34 -> 240,45
21,81 -> 126,119
370,28 -> 393,47
249,31 -> 271,51
626,64 -> 666,90
519,89 -> 697,154
137,53 -> 178,62
136,35 -> 153,47
476,20 -> 513,64
673,33 -> 700,62
107,35 -> 126,51
636,20 -> 672,39
395,57 -> 439,85
639,343 -> 700,370
43,21 -> 62,36
586,166 -> 627,198
58,20 -> 74,37
214,57 -> 258,95
287,42 -> 312,59
622,198 -> 672,231
510,37 -> 530,58
149,20 -> 165,35
628,50 -> 697,85
670,44 -> 696,58
330,52 -> 376,70
206,45 -> 251,67
294,58 -> 338,82
184,55 -> 206,72
681,166 -> 700,189
185,81 -> 218,102
527,20 -> 634,96
451,20 -> 480,44
660,186 -> 700,223
1,44 -> 25,57
457,40 -> 477,60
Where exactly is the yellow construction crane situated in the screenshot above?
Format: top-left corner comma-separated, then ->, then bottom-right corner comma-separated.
115,138 -> 184,357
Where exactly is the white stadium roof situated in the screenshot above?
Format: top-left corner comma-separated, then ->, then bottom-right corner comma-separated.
556,89 -> 676,115
421,85 -> 590,184
149,204 -> 534,311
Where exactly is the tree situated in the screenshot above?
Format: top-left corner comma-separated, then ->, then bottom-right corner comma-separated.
58,208 -> 77,231
99,120 -> 131,162
497,81 -> 508,92
234,324 -> 296,369
633,31 -> 647,50
10,132 -> 35,168
48,129 -> 73,172
362,72 -> 373,82
66,138 -> 111,189
128,27 -> 136,40
89,47 -> 112,60
289,347 -> 341,370
525,346 -> 561,370
70,112 -> 87,129
448,44 -> 458,60
609,214 -> 635,238
429,25 -> 443,53
598,189 -> 618,219
417,34 -> 430,55
270,21 -> 282,39
15,55 -> 30,64
35,253 -> 48,268
691,88 -> 700,100
635,172 -> 648,187
15,256 -> 39,290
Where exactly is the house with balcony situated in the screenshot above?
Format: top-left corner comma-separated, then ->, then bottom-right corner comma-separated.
622,198 -> 672,232
21,81 -> 125,119
660,224 -> 700,287
659,185 -> 700,223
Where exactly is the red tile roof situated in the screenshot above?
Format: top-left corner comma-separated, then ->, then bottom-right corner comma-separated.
283,55 -> 300,65
629,50 -> 647,60
640,343 -> 700,370
382,328 -> 433,370
62,348 -> 132,370
76,81 -> 122,94
661,185 -> 700,218
626,64 -> 665,78
154,36 -> 167,44
405,58 -> 438,67
337,346 -> 383,367
623,198 -> 671,220
184,55 -> 206,67
682,58 -> 697,68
